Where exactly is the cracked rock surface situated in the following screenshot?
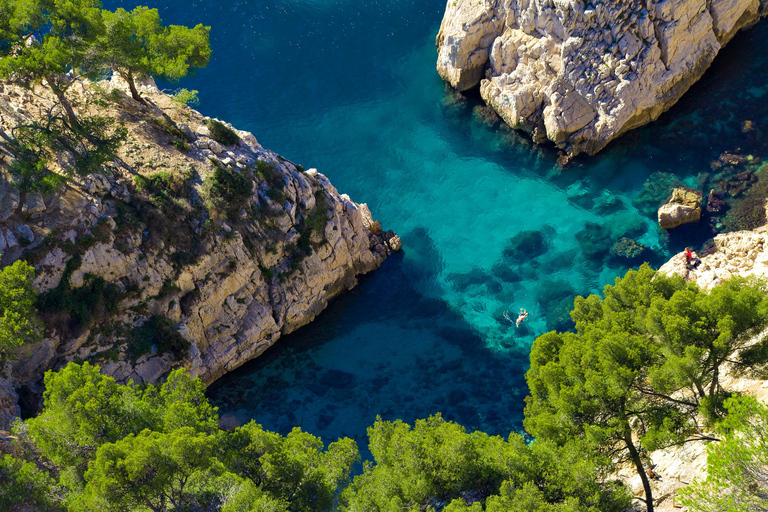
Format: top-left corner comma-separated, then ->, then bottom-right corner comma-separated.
0,76 -> 398,420
436,0 -> 768,155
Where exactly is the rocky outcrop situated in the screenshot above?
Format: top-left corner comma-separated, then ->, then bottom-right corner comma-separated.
0,75 -> 398,415
659,224 -> 768,289
657,187 -> 702,229
0,368 -> 20,431
436,0 -> 768,155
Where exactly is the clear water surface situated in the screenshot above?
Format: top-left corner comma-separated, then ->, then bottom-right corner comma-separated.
104,0 -> 768,449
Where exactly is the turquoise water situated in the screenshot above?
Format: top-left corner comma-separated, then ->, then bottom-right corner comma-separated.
105,0 -> 768,446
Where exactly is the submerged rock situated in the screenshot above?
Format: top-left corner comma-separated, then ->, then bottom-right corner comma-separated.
436,0 -> 768,155
575,222 -> 613,261
610,237 -> 648,260
502,228 -> 551,261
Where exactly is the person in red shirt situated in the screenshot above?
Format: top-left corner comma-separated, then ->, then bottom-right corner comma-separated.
683,247 -> 693,267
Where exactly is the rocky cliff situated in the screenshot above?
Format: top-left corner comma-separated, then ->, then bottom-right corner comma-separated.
436,0 -> 768,155
0,77 -> 399,428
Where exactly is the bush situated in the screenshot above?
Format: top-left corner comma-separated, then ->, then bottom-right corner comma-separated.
207,166 -> 254,221
205,119 -> 240,146
37,256 -> 121,337
128,315 -> 189,360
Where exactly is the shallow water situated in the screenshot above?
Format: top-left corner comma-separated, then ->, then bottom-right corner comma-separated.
105,0 -> 768,447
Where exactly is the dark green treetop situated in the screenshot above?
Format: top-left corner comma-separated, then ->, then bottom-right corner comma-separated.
525,264 -> 768,512
99,6 -> 210,103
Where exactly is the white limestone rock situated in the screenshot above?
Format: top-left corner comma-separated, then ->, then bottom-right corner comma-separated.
657,188 -> 703,229
436,0 -> 767,155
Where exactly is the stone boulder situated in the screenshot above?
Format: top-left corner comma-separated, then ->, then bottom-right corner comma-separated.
658,188 -> 703,229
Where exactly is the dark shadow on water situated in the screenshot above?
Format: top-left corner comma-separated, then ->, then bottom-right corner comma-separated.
208,229 -> 531,453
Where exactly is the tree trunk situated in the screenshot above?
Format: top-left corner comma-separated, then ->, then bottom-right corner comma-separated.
625,429 -> 654,512
48,78 -> 79,128
126,71 -> 146,104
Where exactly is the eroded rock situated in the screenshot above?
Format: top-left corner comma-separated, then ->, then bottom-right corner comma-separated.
658,188 -> 703,229
436,0 -> 767,155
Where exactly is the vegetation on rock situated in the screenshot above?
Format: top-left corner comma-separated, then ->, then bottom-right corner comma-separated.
525,264 -> 768,512
99,6 -> 210,103
679,396 -> 768,512
206,119 -> 241,147
0,259 -> 42,359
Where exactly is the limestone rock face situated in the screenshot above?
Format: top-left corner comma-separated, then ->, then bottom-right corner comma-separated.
657,187 -> 703,229
0,77 -> 396,413
659,225 -> 768,290
436,0 -> 767,155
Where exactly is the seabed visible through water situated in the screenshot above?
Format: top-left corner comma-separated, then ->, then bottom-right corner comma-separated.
104,0 -> 768,450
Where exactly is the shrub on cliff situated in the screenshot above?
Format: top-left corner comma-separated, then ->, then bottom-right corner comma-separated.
128,315 -> 189,360
678,396 -> 768,512
0,259 -> 42,360
206,165 -> 254,221
206,119 -> 241,146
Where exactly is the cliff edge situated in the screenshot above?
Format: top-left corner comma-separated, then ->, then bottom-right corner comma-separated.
0,76 -> 399,427
436,0 -> 768,155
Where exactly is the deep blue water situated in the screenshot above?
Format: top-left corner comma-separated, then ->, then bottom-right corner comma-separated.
105,0 -> 768,448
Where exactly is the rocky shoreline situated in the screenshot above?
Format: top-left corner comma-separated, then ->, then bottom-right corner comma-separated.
436,0 -> 768,156
0,77 -> 399,428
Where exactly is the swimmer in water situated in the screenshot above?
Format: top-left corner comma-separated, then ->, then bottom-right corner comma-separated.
516,308 -> 529,328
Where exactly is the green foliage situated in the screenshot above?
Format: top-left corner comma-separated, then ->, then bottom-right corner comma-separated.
525,265 -> 768,512
340,414 -> 630,512
206,118 -> 240,146
206,166 -> 254,221
172,88 -> 200,107
25,363 -> 217,481
99,6 -> 210,102
128,315 -> 189,360
8,115 -> 127,193
221,421 -> 359,511
0,453 -> 64,512
133,168 -> 194,216
679,397 -> 768,512
83,427 -> 215,512
0,259 -> 42,358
